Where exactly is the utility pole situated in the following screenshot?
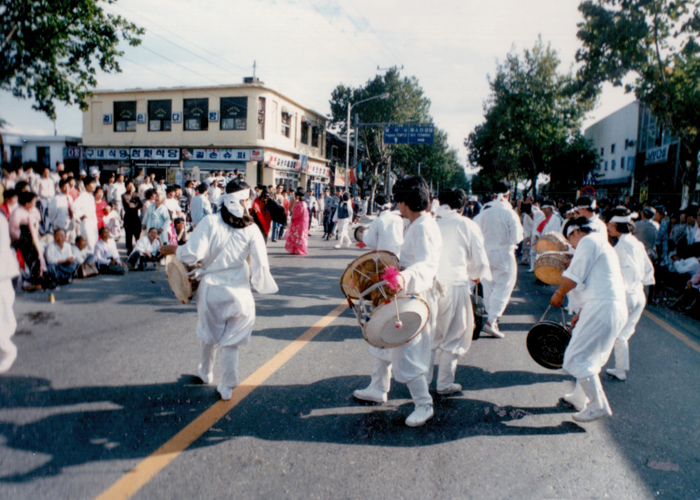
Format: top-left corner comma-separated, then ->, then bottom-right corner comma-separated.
353,113 -> 359,196
418,162 -> 421,177
385,156 -> 392,195
253,60 -> 256,78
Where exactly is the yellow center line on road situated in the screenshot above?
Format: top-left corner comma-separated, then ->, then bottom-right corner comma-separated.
95,302 -> 348,500
644,310 -> 700,354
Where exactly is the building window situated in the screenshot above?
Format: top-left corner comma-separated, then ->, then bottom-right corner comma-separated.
605,161 -> 608,171
114,101 -> 137,132
600,147 -> 604,156
148,100 -> 172,131
611,159 -> 616,170
611,144 -> 615,154
184,98 -> 208,131
621,157 -> 625,170
220,97 -> 247,130
312,125 -> 320,148
37,147 -> 50,167
281,108 -> 291,138
628,156 -> 635,171
10,146 -> 22,165
257,97 -> 266,140
301,120 -> 309,144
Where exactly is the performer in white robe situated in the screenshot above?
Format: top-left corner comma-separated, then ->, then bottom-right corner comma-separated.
550,217 -> 628,422
72,177 -> 99,251
0,215 -> 20,373
532,199 -> 563,247
605,208 -> 655,381
474,182 -> 523,338
431,189 -> 491,394
575,196 -> 607,236
362,194 -> 403,257
161,180 -> 278,401
353,176 -> 442,427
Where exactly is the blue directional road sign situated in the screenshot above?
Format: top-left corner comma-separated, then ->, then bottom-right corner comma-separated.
384,124 -> 434,145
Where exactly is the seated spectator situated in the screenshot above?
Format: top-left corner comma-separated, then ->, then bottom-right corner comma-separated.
128,227 -> 161,271
103,202 -> 122,241
174,217 -> 188,245
72,236 -> 95,266
94,227 -> 127,275
45,228 -> 77,285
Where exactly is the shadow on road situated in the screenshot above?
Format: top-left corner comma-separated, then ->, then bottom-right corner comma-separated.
0,372 -> 582,483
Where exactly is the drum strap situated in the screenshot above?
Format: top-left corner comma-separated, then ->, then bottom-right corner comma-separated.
539,305 -> 567,326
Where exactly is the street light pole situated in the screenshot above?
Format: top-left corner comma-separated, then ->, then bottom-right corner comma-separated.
345,92 -> 389,193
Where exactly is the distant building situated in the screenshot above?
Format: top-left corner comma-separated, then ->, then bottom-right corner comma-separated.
583,101 -> 639,199
81,78 -> 329,193
0,132 -> 82,173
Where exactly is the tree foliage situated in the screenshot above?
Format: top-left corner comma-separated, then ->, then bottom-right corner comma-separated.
466,37 -> 597,198
1,0 -> 144,120
328,68 -> 467,201
576,0 -> 700,183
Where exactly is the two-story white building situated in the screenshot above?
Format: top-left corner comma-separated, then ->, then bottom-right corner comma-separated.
583,101 -> 640,198
81,79 -> 330,194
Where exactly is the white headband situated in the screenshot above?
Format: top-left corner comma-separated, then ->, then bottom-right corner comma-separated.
565,208 -> 575,215
566,222 -> 592,237
577,199 -> 597,210
610,215 -> 633,224
221,189 -> 251,218
541,204 -> 555,210
378,203 -> 392,211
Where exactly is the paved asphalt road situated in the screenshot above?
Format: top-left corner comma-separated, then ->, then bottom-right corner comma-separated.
1,227 -> 699,500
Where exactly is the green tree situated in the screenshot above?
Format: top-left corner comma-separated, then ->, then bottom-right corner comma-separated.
465,37 -> 596,198
329,68 -> 466,205
576,0 -> 700,198
1,0 -> 144,120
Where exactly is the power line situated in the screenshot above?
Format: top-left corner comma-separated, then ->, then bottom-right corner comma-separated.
139,46 -> 227,87
109,2 -> 252,74
335,0 -> 401,64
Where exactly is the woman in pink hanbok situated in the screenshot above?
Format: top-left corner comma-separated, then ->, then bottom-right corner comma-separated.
285,189 -> 309,255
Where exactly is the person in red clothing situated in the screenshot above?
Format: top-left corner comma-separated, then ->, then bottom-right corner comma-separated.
251,187 -> 272,242
94,186 -> 108,230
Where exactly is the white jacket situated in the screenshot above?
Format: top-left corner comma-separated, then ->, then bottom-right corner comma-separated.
436,206 -> 492,285
363,210 -> 404,257
474,199 -> 524,251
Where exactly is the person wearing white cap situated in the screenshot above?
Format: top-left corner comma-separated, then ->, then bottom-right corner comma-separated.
362,193 -> 403,257
575,196 -> 607,236
474,181 -> 524,338
72,176 -> 99,251
605,208 -> 655,381
160,179 -> 278,401
550,217 -> 627,422
431,188 -> 491,394
531,199 -> 563,269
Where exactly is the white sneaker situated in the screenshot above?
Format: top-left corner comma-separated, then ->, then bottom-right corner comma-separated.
606,368 -> 627,381
483,321 -> 504,338
436,383 -> 462,395
334,244 -> 341,249
217,384 -> 233,401
563,392 -> 589,411
353,387 -> 388,403
572,404 -> 612,423
197,365 -> 213,384
405,404 -> 434,427
528,267 -> 535,273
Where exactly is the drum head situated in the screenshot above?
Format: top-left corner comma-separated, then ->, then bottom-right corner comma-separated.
340,250 -> 400,300
526,321 -> 571,370
165,255 -> 193,304
472,282 -> 485,340
363,296 -> 429,348
354,226 -> 366,243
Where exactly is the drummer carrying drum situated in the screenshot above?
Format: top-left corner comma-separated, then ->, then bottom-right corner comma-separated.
160,180 -> 278,401
549,217 -> 628,422
353,176 -> 443,428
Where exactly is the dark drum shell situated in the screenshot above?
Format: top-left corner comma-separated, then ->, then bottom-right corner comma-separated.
526,321 -> 571,370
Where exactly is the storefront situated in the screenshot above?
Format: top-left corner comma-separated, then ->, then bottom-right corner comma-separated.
304,156 -> 330,198
266,152 -> 302,191
83,147 -> 131,184
181,148 -> 262,183
129,147 -> 181,184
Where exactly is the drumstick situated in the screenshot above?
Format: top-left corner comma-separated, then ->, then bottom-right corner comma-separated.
394,298 -> 403,329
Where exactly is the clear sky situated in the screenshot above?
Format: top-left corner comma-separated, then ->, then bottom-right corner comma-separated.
0,0 -> 635,170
